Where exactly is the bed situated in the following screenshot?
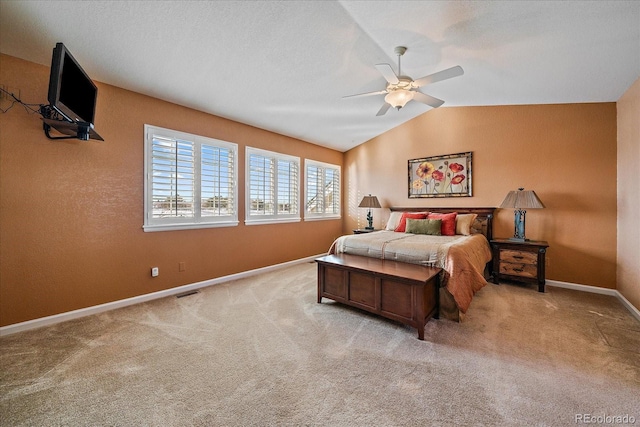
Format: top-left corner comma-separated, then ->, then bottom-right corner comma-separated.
328,207 -> 495,321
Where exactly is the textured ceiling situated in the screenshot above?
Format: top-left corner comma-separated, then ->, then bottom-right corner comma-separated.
1,1 -> 638,152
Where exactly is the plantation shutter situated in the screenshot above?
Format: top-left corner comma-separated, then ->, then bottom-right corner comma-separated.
248,153 -> 274,215
144,124 -> 238,231
324,167 -> 340,215
246,148 -> 300,223
306,164 -> 323,213
304,160 -> 340,219
151,136 -> 195,219
201,144 -> 236,217
277,159 -> 298,215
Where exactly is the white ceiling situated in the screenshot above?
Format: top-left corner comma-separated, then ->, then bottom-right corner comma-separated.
1,1 -> 638,152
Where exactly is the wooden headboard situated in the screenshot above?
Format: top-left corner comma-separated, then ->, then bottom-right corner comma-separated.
390,207 -> 496,241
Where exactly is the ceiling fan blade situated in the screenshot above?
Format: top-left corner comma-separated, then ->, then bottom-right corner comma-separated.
375,63 -> 400,85
413,92 -> 445,108
376,102 -> 392,116
413,66 -> 464,88
342,89 -> 387,99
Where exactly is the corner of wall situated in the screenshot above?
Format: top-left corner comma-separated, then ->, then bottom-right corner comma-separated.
616,77 -> 640,312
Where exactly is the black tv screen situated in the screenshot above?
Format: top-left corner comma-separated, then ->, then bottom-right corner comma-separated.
48,43 -> 97,125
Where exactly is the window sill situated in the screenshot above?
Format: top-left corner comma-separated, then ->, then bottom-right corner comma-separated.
304,215 -> 342,221
143,220 -> 239,232
244,217 -> 301,226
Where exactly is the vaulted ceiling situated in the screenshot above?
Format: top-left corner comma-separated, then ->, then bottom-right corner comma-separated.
1,1 -> 638,151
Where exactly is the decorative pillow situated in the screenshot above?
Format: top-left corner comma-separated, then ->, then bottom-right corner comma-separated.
405,218 -> 442,235
455,213 -> 478,236
394,212 -> 428,233
470,217 -> 485,235
427,212 -> 458,236
385,211 -> 405,231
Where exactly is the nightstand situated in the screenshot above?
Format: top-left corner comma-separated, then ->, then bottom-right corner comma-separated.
353,228 -> 379,234
490,239 -> 549,292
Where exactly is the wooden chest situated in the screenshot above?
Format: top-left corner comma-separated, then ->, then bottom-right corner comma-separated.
316,254 -> 441,340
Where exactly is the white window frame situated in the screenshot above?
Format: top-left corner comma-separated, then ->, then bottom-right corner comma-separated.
245,147 -> 300,225
304,159 -> 341,221
143,124 -> 238,232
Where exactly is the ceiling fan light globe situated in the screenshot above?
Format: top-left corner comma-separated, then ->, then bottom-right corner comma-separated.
385,89 -> 414,109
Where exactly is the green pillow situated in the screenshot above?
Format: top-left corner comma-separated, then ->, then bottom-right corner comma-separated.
405,218 -> 442,235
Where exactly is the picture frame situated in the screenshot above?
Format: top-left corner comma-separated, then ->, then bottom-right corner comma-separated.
408,151 -> 472,198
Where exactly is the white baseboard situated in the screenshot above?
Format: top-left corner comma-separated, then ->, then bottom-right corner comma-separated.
546,280 -> 640,322
3,260 -> 637,336
0,254 -> 325,337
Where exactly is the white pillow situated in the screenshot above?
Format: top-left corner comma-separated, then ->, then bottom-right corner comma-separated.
385,211 -> 404,231
455,214 -> 478,235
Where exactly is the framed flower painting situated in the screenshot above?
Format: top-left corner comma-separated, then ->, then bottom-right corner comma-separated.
408,152 -> 472,198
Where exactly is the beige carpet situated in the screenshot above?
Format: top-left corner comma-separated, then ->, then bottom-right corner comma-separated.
1,262 -> 638,426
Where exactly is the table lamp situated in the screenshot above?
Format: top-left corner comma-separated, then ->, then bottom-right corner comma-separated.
499,188 -> 545,241
358,194 -> 381,230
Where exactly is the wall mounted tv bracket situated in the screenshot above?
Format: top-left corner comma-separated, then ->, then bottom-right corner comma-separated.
39,105 -> 104,141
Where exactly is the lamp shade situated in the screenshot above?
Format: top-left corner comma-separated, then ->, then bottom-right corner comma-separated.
384,89 -> 414,109
499,188 -> 545,209
358,195 -> 381,209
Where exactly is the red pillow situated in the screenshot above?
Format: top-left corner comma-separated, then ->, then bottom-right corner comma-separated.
394,212 -> 428,233
427,212 -> 458,236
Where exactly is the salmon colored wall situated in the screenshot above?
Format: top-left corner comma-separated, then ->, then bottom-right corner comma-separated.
344,103 -> 618,290
617,77 -> 640,311
0,55 -> 343,327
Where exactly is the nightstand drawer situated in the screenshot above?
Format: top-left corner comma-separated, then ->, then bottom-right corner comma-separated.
501,250 -> 537,265
499,262 -> 537,278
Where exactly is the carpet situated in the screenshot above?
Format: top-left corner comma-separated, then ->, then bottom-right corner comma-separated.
1,262 -> 638,426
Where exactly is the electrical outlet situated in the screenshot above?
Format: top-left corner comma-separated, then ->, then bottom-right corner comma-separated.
151,267 -> 159,277
179,262 -> 186,272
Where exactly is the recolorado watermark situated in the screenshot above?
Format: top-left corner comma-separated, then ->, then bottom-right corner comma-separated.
575,414 -> 636,424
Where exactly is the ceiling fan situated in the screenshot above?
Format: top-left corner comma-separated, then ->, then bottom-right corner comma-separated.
344,46 -> 464,116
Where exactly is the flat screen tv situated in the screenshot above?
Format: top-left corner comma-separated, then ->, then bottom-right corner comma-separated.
47,42 -> 102,140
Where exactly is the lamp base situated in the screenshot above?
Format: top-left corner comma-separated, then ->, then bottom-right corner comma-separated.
513,209 -> 527,240
507,237 -> 529,242
366,209 -> 374,230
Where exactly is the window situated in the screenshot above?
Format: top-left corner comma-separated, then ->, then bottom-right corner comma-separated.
144,125 -> 238,232
305,160 -> 341,220
246,147 -> 300,224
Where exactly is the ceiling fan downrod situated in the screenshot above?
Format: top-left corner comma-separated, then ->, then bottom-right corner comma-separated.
394,46 -> 407,76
